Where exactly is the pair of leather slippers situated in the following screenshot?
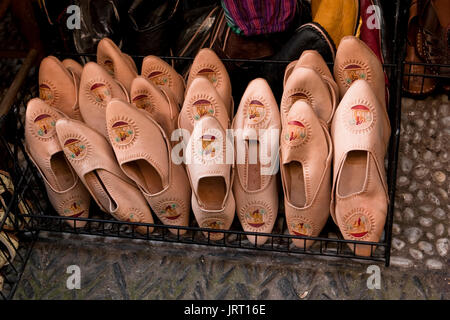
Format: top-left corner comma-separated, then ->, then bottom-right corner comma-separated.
281,36 -> 390,256
26,38 -> 191,234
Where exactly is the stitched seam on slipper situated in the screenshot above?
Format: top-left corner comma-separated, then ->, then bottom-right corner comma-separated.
107,116 -> 139,149
238,201 -> 274,232
190,63 -> 223,90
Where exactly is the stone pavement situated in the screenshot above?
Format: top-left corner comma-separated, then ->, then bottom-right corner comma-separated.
7,94 -> 450,300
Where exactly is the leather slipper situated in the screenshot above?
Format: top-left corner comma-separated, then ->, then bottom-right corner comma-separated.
141,55 -> 185,107
186,48 -> 233,118
25,98 -> 91,227
79,62 -> 129,138
185,115 -> 235,241
130,76 -> 179,139
106,99 -> 191,234
97,37 -> 138,93
330,80 -> 391,256
284,50 -> 339,116
280,100 -> 332,248
55,118 -> 154,234
232,78 -> 281,245
334,36 -> 386,108
39,56 -> 83,121
281,66 -> 335,126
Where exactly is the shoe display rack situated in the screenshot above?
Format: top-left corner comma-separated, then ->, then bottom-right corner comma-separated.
0,1 -> 413,300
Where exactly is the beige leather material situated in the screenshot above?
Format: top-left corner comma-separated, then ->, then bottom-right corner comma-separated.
334,36 -> 386,108
55,118 -> 154,234
123,53 -> 138,73
330,80 -> 391,256
62,59 -> 83,79
79,62 -> 129,138
185,115 -> 235,240
285,50 -> 339,118
179,76 -> 230,134
39,56 -> 83,121
105,99 -> 191,233
141,55 -> 185,107
97,38 -> 138,93
130,76 -> 179,139
24,98 -> 91,227
280,100 -> 332,248
232,78 -> 281,245
186,48 -> 233,118
281,66 -> 334,125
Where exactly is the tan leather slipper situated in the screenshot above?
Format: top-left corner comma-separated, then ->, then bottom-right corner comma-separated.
334,36 -> 386,108
179,76 -> 230,134
55,118 -> 154,234
25,98 -> 91,227
79,62 -> 129,138
130,76 -> 179,139
232,78 -> 281,245
280,100 -> 332,248
281,66 -> 335,126
39,56 -> 83,121
185,115 -> 235,240
186,48 -> 233,118
141,55 -> 185,107
106,99 -> 191,234
62,59 -> 83,79
97,38 -> 138,93
284,50 -> 339,116
330,80 -> 391,256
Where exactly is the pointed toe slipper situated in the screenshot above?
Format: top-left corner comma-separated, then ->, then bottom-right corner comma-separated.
97,37 -> 138,93
39,56 -> 83,121
185,116 -> 235,241
25,98 -> 91,227
334,36 -> 386,108
106,99 -> 191,234
330,80 -> 391,256
232,78 -> 281,245
55,118 -> 154,234
186,48 -> 233,118
280,100 -> 332,249
130,76 -> 179,139
282,66 -> 335,126
79,62 -> 129,138
141,55 -> 185,107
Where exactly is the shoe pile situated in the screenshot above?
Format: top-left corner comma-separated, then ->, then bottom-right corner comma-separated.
25,34 -> 391,256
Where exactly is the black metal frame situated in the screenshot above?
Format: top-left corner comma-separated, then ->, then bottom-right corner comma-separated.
0,0 -> 421,300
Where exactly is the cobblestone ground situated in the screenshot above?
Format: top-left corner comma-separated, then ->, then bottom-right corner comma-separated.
391,94 -> 450,270
10,95 -> 450,300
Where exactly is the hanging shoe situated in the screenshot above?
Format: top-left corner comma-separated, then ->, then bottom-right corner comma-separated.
106,99 -> 191,234
25,98 -> 91,227
185,115 -> 235,241
141,55 -> 185,107
78,62 -> 129,138
186,48 -> 233,118
280,100 -> 332,248
39,56 -> 83,121
232,78 -> 281,245
97,37 -> 138,93
330,80 -> 390,256
281,66 -> 335,126
55,118 -> 154,234
130,76 -> 179,139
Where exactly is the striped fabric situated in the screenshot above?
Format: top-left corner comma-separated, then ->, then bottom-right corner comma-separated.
221,0 -> 297,36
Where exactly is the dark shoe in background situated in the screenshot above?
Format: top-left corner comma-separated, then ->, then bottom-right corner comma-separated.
126,0 -> 181,57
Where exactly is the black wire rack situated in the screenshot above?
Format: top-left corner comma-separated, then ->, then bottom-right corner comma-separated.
0,0 -> 417,300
